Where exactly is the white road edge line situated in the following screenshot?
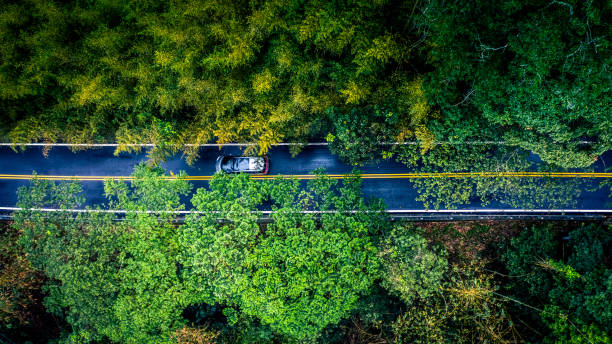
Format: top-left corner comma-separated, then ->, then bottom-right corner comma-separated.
0,207 -> 610,214
0,141 -> 596,147
0,142 -> 492,147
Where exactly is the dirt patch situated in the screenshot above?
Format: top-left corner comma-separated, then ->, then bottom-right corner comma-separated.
410,220 -> 604,264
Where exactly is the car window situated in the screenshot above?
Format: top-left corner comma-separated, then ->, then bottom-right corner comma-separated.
236,158 -> 250,170
249,158 -> 261,171
222,157 -> 232,170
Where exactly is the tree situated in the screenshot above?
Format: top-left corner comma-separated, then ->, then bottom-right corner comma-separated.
326,107 -> 395,166
14,178 -> 123,342
104,164 -> 192,343
2,0 -> 607,170
501,225 -> 558,299
418,0 -> 611,168
378,225 -> 447,305
14,164 -> 192,343
180,171 -> 387,341
391,143 -> 584,210
379,223 -> 516,343
391,263 -> 517,344
0,222 -> 45,333
1,0 -> 437,164
501,223 -> 611,343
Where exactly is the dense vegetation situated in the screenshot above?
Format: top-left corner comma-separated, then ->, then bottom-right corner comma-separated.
1,0 -> 609,166
1,166 -> 610,343
1,0 -> 610,342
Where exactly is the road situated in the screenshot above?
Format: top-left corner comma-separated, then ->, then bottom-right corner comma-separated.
0,145 -> 610,216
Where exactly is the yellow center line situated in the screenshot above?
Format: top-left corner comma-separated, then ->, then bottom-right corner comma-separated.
0,172 -> 610,181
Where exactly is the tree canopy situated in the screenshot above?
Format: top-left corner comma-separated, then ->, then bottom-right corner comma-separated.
180,171 -> 387,341
1,0 -> 608,166
11,165 -> 390,342
1,0 -> 611,342
5,166 -> 611,343
14,165 -> 192,343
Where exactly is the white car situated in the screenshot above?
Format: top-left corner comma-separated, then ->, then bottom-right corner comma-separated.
215,155 -> 269,174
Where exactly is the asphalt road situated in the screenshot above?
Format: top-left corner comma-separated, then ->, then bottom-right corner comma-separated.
0,145 -> 610,211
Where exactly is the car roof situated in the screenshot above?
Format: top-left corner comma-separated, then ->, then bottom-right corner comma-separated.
223,156 -> 264,172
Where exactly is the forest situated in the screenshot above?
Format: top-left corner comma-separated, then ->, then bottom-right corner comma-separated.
0,0 -> 609,167
1,166 -> 610,343
1,0 -> 611,343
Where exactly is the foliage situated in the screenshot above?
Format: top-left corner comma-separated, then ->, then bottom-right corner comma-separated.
15,178 -> 121,342
6,167 -> 611,343
12,167 -> 387,342
326,107 -> 396,166
501,223 -> 612,343
0,222 -> 45,329
0,0 -> 433,163
385,224 -> 517,344
5,0 -> 606,171
180,171 -> 387,341
103,165 -> 192,343
13,164 -> 192,343
378,224 -> 447,304
418,0 -> 611,167
391,143 -> 585,209
501,224 -> 558,299
392,265 -> 517,344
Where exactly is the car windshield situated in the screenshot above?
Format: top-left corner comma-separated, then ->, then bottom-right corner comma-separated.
234,158 -> 250,170
222,157 -> 261,172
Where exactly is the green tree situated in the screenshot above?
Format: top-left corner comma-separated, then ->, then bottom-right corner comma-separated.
326,107 -> 395,166
104,164 -> 192,343
378,225 -> 447,304
1,0 -> 438,164
390,259 -> 516,344
418,0 -> 611,168
15,178 -> 123,342
378,223 -> 516,343
14,164 -> 192,343
180,171 -> 387,341
501,223 -> 611,343
501,225 -> 557,299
